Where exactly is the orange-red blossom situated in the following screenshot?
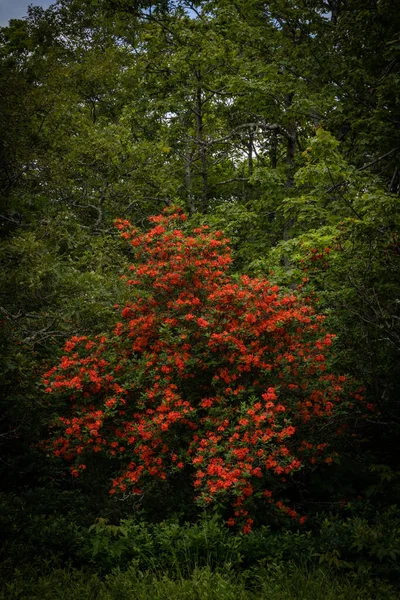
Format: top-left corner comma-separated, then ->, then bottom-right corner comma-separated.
43,207 -> 367,532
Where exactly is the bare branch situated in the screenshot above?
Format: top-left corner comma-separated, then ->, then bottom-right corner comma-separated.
214,177 -> 249,186
357,148 -> 397,173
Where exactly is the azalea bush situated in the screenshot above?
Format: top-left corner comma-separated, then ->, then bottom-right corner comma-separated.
43,207 -> 366,531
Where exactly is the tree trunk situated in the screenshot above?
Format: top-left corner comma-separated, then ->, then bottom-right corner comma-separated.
194,71 -> 208,213
283,93 -> 297,268
270,130 -> 278,169
184,138 -> 195,215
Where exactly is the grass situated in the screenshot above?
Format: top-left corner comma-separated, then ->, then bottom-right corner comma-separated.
1,564 -> 396,600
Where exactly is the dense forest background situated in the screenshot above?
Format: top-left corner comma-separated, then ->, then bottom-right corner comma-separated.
1,1 -> 400,598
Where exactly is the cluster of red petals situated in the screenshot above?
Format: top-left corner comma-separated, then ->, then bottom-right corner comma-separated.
300,246 -> 332,272
43,207 -> 365,532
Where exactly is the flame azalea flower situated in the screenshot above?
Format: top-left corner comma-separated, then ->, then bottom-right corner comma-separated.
43,207 -> 367,532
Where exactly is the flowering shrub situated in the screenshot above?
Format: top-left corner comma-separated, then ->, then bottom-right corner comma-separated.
43,207 -> 365,531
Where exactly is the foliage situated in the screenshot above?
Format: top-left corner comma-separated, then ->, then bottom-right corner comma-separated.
256,129 -> 400,469
1,507 -> 399,598
2,565 -> 397,600
0,212 -> 129,490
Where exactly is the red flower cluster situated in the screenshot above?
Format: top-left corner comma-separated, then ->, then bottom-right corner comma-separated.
300,246 -> 332,272
43,207 -> 363,531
